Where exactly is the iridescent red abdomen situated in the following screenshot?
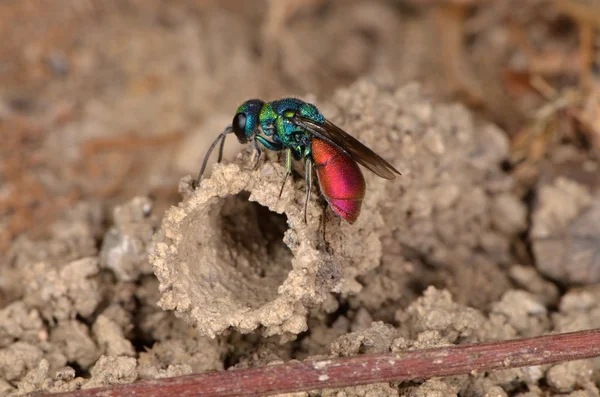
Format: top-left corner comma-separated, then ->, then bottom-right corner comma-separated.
312,138 -> 366,223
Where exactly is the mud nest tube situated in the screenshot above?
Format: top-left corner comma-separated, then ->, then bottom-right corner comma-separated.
151,151 -> 385,338
152,78 -> 524,338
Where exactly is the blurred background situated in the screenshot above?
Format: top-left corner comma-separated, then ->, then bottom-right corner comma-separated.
2,0 -> 599,253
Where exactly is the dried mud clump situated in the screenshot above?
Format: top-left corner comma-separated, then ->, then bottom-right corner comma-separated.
99,196 -> 158,282
329,80 -> 527,312
0,203 -> 105,395
0,195 -> 225,395
24,257 -> 102,323
531,177 -> 600,285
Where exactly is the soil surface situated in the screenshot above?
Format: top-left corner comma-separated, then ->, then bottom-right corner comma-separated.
1,1 -> 600,396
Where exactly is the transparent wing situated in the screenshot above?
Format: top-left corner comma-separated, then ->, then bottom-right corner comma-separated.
292,116 -> 401,179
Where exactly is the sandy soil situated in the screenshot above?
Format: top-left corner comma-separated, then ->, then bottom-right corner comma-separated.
1,1 -> 600,396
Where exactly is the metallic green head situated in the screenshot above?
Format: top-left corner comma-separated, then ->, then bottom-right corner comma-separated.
232,99 -> 265,143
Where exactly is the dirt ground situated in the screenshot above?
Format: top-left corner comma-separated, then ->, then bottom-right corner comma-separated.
1,0 -> 600,396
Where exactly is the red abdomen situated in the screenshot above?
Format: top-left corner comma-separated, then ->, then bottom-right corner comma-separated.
311,138 -> 366,223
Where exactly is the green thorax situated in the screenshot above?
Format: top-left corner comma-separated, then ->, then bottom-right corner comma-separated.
258,98 -> 326,159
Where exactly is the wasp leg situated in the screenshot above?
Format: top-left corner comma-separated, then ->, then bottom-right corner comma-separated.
278,149 -> 292,198
250,140 -> 263,170
254,135 -> 284,171
304,158 -> 312,224
256,135 -> 283,150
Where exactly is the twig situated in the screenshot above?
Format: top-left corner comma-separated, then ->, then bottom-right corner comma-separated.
434,3 -> 484,107
49,328 -> 600,397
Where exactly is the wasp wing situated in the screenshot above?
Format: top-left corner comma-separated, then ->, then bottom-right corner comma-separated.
292,116 -> 401,179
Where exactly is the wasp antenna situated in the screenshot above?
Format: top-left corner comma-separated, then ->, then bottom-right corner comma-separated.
194,126 -> 233,188
216,128 -> 228,164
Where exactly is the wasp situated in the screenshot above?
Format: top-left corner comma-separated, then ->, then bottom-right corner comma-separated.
196,98 -> 400,223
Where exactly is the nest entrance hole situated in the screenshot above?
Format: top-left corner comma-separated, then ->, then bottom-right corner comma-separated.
218,191 -> 292,306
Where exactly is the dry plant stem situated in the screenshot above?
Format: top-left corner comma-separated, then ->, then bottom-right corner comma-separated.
52,328 -> 600,397
554,0 -> 600,88
434,4 -> 484,106
578,22 -> 594,91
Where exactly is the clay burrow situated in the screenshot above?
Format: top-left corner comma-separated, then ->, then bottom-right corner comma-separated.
151,145 -> 385,338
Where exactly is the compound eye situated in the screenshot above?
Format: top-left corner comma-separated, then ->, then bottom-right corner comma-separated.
232,113 -> 247,143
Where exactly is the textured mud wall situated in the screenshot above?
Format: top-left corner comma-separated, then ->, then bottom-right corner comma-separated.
151,79 -> 527,340
0,198 -> 225,395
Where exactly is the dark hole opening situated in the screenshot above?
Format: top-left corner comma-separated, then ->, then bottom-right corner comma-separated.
219,191 -> 292,297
